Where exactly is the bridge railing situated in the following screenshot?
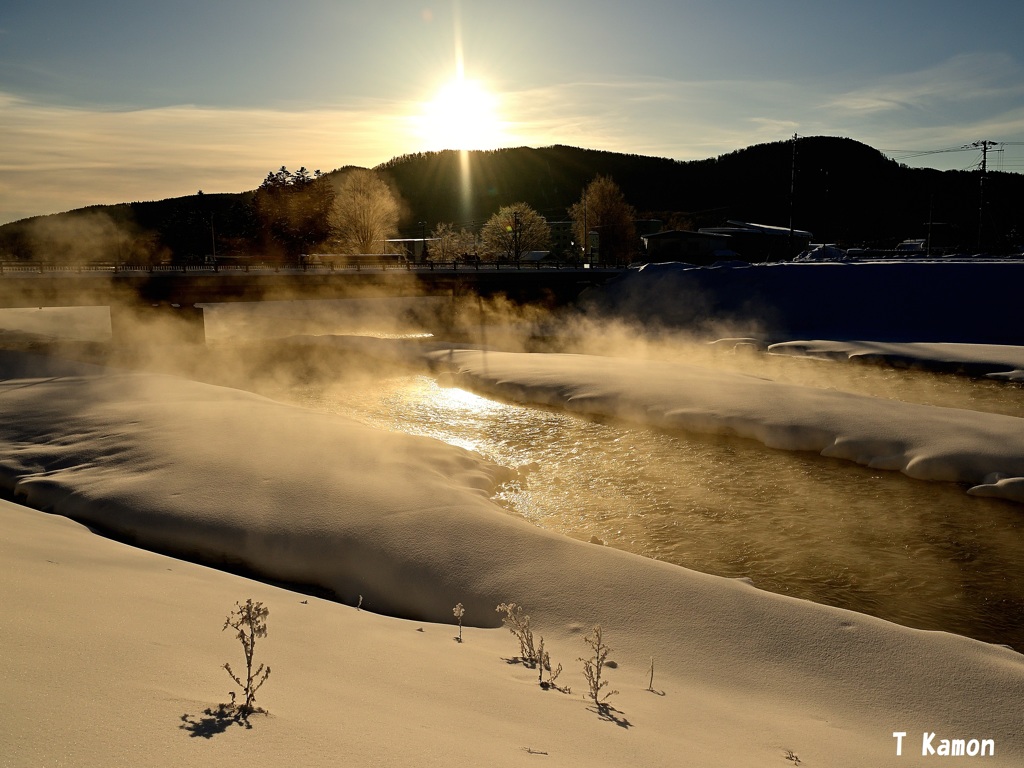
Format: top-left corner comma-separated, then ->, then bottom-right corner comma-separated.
0,259 -> 629,275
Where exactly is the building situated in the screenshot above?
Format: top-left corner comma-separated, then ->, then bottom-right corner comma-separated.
546,221 -> 576,260
385,238 -> 435,262
640,229 -> 739,265
697,221 -> 813,262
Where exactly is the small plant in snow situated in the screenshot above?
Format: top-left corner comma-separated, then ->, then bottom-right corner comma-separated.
223,599 -> 271,718
579,625 -> 617,711
496,602 -> 537,666
453,602 -> 465,642
536,636 -> 568,692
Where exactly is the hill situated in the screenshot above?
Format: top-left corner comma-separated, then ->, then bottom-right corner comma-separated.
1,137 -> 1021,261
374,139 -> 1021,251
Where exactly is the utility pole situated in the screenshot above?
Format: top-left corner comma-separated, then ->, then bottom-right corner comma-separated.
512,210 -> 521,264
967,140 -> 1001,251
926,194 -> 934,257
789,133 -> 798,257
582,187 -> 588,264
210,215 -> 217,271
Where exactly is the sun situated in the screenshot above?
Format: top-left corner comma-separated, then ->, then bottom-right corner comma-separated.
419,77 -> 505,151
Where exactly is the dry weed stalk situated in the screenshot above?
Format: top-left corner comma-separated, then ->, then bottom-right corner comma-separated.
496,602 -> 538,666
536,636 -> 567,692
453,602 -> 465,642
223,599 -> 271,717
579,625 -> 617,710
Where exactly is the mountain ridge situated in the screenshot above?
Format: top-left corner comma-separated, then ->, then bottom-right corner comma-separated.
2,137 -> 1021,259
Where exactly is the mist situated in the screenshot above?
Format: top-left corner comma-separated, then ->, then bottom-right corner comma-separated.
16,210 -> 165,264
2,269 -> 1020,422
2,259 -> 1023,650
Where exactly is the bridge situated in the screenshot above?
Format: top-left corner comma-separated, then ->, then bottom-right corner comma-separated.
0,260 -> 628,344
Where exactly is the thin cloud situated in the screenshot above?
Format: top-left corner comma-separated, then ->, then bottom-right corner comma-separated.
4,59 -> 1024,224
501,78 -> 814,160
0,93 -> 409,223
502,74 -> 1024,172
827,53 -> 1024,115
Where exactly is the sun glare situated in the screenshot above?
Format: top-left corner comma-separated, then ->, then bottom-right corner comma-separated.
419,77 -> 505,151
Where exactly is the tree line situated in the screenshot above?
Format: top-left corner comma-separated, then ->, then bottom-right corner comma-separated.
6,137 -> 1018,263
0,165 -> 637,265
252,166 -> 638,265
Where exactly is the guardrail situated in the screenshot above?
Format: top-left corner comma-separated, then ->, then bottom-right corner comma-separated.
0,259 -> 628,275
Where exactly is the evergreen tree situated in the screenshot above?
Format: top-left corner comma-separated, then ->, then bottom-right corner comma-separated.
253,167 -> 335,260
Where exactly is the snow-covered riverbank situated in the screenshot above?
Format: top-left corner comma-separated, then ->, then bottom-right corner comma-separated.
1,350 -> 1022,767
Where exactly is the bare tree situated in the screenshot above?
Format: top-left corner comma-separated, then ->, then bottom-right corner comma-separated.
329,169 -> 402,254
569,175 -> 636,264
480,202 -> 549,263
430,222 -> 477,262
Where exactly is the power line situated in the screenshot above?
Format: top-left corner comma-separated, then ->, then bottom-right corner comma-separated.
882,146 -> 968,160
884,142 -> 1010,156
874,140 -> 1023,249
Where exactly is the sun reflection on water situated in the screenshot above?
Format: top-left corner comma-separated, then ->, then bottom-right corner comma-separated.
435,385 -> 503,413
280,369 -> 1024,651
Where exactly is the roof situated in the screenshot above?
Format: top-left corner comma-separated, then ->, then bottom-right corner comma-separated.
642,229 -> 732,242
700,221 -> 813,239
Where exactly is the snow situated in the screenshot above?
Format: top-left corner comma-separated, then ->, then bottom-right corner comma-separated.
4,257 -> 1024,766
794,244 -> 849,261
768,339 -> 1024,381
2,350 -> 1023,765
0,355 -> 516,624
967,476 -> 1024,503
427,348 -> 1024,503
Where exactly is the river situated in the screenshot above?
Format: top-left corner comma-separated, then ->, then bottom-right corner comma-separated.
4,301 -> 1024,650
262,340 -> 1024,652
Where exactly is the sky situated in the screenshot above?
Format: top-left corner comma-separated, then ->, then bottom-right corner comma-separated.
2,0 -> 1024,225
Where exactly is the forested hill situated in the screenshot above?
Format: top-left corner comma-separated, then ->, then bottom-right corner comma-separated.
374,139 -> 1021,250
2,137 -> 1022,260
373,145 -> 691,227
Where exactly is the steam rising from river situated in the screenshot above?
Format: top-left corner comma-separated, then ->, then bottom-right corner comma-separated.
2,293 -> 1023,649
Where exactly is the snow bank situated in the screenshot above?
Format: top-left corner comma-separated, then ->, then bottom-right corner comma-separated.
968,476 -> 1024,502
10,497 -> 1022,768
428,349 -> 1024,503
587,261 -> 1024,343
2,498 -> 777,768
2,351 -> 1023,763
768,339 -> 1024,380
0,358 -> 516,625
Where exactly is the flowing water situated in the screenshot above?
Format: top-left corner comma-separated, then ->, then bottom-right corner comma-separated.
4,304 -> 1024,650
273,347 -> 1024,652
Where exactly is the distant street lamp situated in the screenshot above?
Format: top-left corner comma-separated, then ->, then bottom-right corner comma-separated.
210,215 -> 217,271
